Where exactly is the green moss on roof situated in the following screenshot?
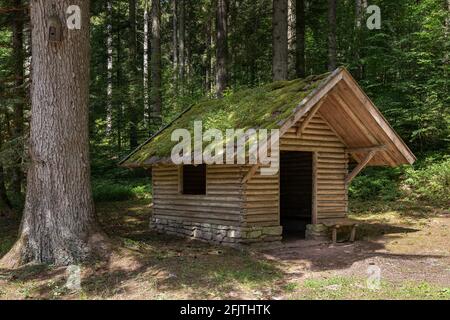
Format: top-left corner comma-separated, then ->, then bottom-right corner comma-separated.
123,72 -> 331,166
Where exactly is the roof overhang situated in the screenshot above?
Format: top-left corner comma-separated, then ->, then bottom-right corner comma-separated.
291,68 -> 416,166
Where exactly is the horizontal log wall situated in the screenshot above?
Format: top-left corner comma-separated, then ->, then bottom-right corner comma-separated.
243,112 -> 348,227
152,165 -> 245,226
242,166 -> 280,227
282,113 -> 349,221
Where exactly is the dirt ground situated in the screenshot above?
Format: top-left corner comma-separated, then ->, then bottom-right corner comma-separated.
0,200 -> 449,300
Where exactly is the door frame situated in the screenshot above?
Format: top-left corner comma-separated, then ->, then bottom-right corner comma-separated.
278,151 -> 318,231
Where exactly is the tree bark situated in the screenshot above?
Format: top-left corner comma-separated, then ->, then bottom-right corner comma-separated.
106,0 -> 113,136
1,0 -> 108,268
144,0 -> 150,125
151,0 -> 162,123
11,0 -> 24,196
0,164 -> 13,218
327,0 -> 337,71
179,0 -> 185,92
128,0 -> 138,149
272,0 -> 288,81
205,6 -> 213,95
172,0 -> 178,91
355,0 -> 362,29
354,0 -> 366,79
216,0 -> 228,97
0,128 -> 13,218
295,0 -> 305,78
287,0 -> 294,76
116,29 -> 123,151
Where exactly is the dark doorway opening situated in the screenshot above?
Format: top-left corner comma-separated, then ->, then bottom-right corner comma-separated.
280,151 -> 313,239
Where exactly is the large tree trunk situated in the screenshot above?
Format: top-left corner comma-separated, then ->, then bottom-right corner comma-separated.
128,0 -> 138,149
272,0 -> 288,81
295,0 -> 305,78
11,0 -> 25,196
216,0 -> 228,97
151,0 -> 162,123
106,0 -> 113,136
328,0 -> 337,71
1,0 -> 108,268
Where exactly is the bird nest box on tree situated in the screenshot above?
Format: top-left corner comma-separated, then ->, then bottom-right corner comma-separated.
120,68 -> 415,246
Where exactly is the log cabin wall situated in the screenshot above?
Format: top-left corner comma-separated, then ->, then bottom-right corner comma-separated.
152,164 -> 244,226
152,165 -> 284,245
243,111 -> 349,230
151,111 -> 348,244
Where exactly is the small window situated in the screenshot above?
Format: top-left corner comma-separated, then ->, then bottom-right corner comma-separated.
182,165 -> 206,195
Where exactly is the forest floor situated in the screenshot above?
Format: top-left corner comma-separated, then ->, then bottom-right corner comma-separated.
0,199 -> 449,300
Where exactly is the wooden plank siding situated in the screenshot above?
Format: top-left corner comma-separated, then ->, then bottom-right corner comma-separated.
152,112 -> 349,230
282,112 -> 349,221
243,112 -> 349,227
152,165 -> 245,226
242,165 -> 280,226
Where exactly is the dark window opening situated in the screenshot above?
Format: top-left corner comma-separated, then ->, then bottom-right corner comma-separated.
182,165 -> 206,195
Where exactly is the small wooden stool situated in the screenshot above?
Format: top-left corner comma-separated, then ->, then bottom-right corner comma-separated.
321,218 -> 359,244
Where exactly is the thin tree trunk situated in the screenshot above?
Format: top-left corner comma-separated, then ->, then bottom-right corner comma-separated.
172,0 -> 178,91
355,0 -> 362,29
444,0 -> 450,95
179,0 -> 185,92
205,6 -> 213,94
210,11 -> 215,96
354,0 -> 366,79
272,0 -> 288,81
288,0 -> 294,76
216,0 -> 228,97
327,0 -> 337,71
0,165 -> 13,218
116,30 -> 123,151
11,0 -> 24,196
128,0 -> 138,149
0,127 -> 13,218
151,0 -> 162,123
295,0 -> 305,78
143,0 -> 150,126
106,0 -> 113,136
1,0 -> 108,268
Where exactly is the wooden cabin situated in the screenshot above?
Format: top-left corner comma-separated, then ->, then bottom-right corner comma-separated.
120,68 -> 415,246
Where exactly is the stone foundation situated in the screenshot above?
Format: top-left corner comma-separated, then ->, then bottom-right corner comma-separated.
305,224 -> 330,241
151,218 -> 282,247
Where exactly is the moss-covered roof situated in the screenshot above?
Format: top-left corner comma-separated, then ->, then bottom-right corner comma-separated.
121,72 -> 333,167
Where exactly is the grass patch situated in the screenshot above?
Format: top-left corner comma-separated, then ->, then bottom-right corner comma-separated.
292,277 -> 450,300
212,257 -> 282,288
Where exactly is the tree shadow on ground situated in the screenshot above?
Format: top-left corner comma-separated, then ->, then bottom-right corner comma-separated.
263,220 -> 447,274
0,200 -> 447,299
